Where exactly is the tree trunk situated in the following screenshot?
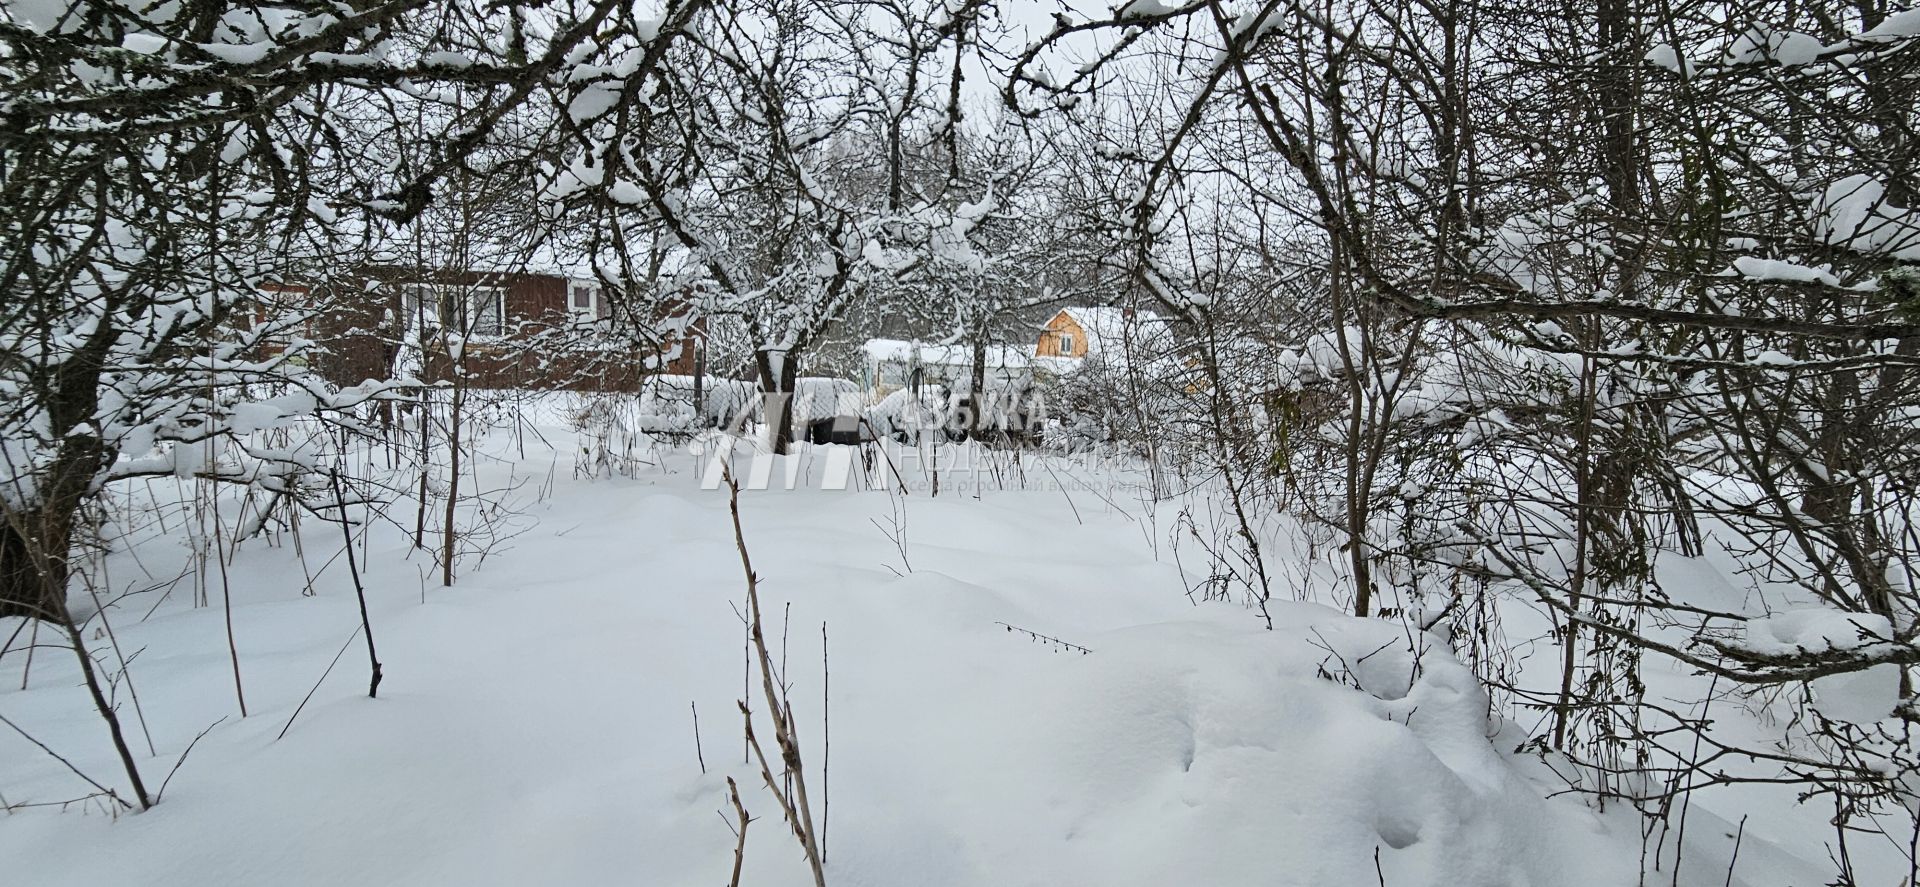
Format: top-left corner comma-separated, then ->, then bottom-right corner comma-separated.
964,334 -> 989,442
756,348 -> 799,455
443,364 -> 464,587
0,511 -> 67,621
0,428 -> 104,622
0,435 -> 151,808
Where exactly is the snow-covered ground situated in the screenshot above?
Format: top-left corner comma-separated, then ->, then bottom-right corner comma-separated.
0,413 -> 1868,885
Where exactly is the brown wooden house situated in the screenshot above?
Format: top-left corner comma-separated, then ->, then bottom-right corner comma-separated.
260,268 -> 703,392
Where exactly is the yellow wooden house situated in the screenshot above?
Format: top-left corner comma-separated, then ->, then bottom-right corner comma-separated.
1035,306 -> 1164,362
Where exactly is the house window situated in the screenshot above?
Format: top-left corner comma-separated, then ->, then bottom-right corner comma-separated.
1057,333 -> 1074,355
403,284 -> 505,337
569,282 -> 599,318
456,288 -> 504,336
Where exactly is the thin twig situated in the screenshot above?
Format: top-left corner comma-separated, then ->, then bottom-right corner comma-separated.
155,717 -> 228,802
822,620 -> 830,863
0,710 -> 129,809
691,701 -> 707,775
995,621 -> 1093,655
331,469 -> 384,698
725,776 -> 752,887
1725,815 -> 1747,887
276,626 -> 363,741
723,464 -> 827,887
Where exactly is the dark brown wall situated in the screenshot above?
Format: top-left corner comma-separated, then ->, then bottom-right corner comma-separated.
302,282 -> 397,388
288,268 -> 705,393
505,274 -> 568,327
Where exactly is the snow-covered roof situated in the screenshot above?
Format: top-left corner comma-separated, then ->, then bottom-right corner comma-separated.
862,338 -> 1035,369
1054,307 -> 1169,353
1033,309 -> 1183,377
1031,354 -> 1088,375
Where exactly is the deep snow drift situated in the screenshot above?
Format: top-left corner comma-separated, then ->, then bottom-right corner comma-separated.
0,422 -> 1742,885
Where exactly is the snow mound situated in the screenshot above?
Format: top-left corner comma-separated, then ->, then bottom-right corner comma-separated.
1740,607 -> 1892,655
899,604 -> 1624,887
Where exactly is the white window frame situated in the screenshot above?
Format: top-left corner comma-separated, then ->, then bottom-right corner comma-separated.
1057,332 -> 1074,355
403,283 -> 507,338
568,281 -> 600,319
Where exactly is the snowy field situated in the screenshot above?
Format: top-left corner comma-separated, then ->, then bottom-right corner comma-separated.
0,412 -> 1887,886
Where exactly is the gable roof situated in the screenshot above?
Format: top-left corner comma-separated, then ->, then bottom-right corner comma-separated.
1053,307 -> 1168,353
